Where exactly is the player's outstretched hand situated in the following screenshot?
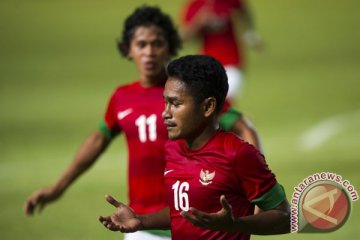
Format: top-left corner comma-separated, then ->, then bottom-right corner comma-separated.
24,187 -> 60,216
242,30 -> 264,51
99,195 -> 142,233
180,195 -> 235,232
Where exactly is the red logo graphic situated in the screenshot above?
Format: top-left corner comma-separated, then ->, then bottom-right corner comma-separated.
301,183 -> 351,231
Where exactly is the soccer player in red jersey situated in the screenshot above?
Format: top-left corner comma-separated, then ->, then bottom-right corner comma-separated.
24,6 -> 261,240
180,0 -> 263,100
99,55 -> 290,240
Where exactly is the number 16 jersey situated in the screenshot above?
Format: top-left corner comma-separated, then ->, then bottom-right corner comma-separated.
164,130 -> 284,240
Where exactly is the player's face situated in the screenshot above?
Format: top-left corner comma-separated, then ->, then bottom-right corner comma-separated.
128,25 -> 170,82
163,77 -> 206,142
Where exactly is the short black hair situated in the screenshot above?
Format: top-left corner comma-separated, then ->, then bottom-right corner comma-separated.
167,55 -> 228,113
118,5 -> 181,58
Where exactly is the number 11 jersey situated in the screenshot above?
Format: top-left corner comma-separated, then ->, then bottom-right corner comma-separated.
103,81 -> 168,214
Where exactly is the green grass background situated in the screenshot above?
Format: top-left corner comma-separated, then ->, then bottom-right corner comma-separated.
1,0 -> 359,239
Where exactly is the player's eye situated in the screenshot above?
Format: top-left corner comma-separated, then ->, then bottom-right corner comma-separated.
136,41 -> 146,48
153,40 -> 165,48
171,101 -> 181,108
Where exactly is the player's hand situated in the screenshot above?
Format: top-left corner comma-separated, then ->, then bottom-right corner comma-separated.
24,187 -> 61,215
242,30 -> 264,51
180,195 -> 235,232
99,195 -> 142,233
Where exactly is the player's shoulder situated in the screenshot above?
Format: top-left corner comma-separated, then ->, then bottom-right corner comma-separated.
113,81 -> 140,93
217,130 -> 243,144
217,130 -> 257,152
109,81 -> 141,98
216,131 -> 264,167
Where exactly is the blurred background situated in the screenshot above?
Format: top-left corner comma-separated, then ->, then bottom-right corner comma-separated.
0,0 -> 359,239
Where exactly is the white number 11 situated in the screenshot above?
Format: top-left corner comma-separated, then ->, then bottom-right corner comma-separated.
135,114 -> 157,143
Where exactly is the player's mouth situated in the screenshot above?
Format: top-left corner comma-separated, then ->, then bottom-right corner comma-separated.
143,61 -> 157,70
164,121 -> 176,130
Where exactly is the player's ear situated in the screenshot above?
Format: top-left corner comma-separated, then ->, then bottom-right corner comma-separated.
202,97 -> 216,118
127,50 -> 133,60
117,40 -> 132,60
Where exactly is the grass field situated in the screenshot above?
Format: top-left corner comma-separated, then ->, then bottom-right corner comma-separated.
1,0 -> 359,239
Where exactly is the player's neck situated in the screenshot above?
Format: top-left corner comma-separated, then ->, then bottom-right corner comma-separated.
185,121 -> 218,151
139,70 -> 167,88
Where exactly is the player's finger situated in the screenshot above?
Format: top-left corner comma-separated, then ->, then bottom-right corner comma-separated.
24,201 -> 35,215
220,195 -> 232,212
180,211 -> 197,222
24,193 -> 39,214
106,222 -> 120,231
189,207 -> 210,221
101,217 -> 125,232
38,202 -> 46,214
181,211 -> 206,227
25,195 -> 42,215
99,216 -> 116,230
105,194 -> 121,208
99,216 -> 110,223
104,222 -> 117,231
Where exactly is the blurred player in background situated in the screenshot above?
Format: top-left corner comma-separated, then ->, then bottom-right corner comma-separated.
24,5 -> 261,240
99,55 -> 290,240
180,0 -> 263,101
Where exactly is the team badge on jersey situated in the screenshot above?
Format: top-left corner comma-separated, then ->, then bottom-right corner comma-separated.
199,169 -> 215,186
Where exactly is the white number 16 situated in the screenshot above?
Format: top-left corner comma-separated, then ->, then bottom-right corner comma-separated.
172,180 -> 189,211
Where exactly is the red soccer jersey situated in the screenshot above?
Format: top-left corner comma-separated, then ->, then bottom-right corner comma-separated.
104,81 -> 168,214
103,81 -> 242,215
164,130 -> 277,240
182,0 -> 245,67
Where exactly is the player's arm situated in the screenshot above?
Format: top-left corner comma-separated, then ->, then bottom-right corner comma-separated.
99,195 -> 170,232
219,107 -> 263,215
236,0 -> 263,50
180,8 -> 208,41
233,183 -> 290,234
24,127 -> 114,215
233,198 -> 290,234
219,108 -> 263,153
229,115 -> 263,153
181,185 -> 290,234
180,2 -> 218,41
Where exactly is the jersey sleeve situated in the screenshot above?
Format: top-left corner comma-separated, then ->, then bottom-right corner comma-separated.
234,143 -> 286,209
219,108 -> 243,131
250,182 -> 286,210
233,0 -> 244,9
98,91 -> 121,139
181,0 -> 202,25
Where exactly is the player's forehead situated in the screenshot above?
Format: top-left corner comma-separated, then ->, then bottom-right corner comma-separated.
131,25 -> 167,42
164,77 -> 192,100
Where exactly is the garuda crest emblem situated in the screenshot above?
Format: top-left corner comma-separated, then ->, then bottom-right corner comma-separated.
199,169 -> 215,186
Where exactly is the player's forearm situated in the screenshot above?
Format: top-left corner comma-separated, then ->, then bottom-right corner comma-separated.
239,126 -> 262,153
139,207 -> 171,230
230,117 -> 263,153
232,201 -> 290,235
52,131 -> 110,195
238,3 -> 256,31
181,8 -> 208,41
181,23 -> 202,41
